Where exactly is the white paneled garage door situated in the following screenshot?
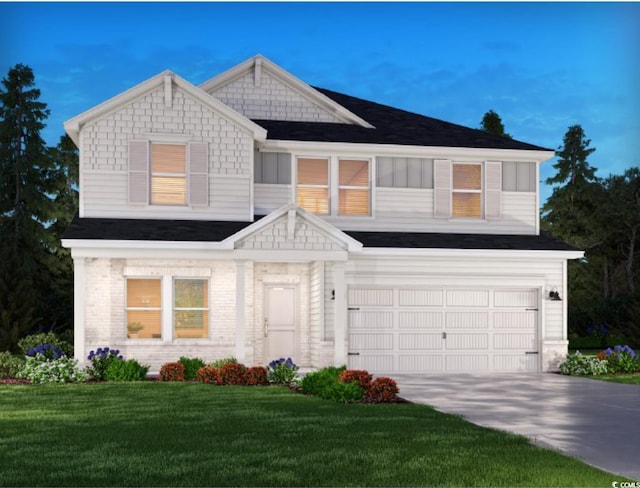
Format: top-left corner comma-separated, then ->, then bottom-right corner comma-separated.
347,287 -> 539,373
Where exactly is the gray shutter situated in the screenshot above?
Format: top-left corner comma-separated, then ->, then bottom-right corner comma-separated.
128,140 -> 149,204
433,159 -> 451,218
485,161 -> 502,219
189,142 -> 208,206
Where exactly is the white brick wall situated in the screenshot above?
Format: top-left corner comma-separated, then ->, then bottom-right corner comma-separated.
209,71 -> 342,123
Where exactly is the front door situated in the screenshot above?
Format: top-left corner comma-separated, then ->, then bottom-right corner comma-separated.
264,285 -> 297,361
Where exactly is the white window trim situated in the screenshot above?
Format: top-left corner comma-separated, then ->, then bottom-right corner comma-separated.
172,277 -> 211,340
294,154 -> 374,218
451,162 -> 484,219
125,277 -> 163,341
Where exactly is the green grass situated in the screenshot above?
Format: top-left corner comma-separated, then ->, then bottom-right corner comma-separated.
0,383 -> 623,487
586,373 -> 640,385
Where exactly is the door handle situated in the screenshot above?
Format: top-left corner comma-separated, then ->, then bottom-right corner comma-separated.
264,318 -> 268,338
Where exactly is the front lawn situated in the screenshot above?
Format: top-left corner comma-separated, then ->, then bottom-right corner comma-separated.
586,374 -> 640,385
0,383 -> 621,487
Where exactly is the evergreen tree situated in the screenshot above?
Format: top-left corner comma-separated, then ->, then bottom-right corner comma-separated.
479,110 -> 512,139
542,125 -> 598,244
0,64 -> 60,349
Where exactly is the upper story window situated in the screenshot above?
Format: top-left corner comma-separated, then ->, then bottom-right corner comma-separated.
128,139 -> 208,207
151,144 -> 187,205
377,157 -> 433,189
502,162 -> 536,192
296,157 -> 371,216
452,163 -> 482,218
297,158 -> 329,214
254,151 -> 291,184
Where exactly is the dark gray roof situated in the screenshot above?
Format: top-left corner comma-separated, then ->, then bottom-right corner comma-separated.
253,87 -> 551,152
63,216 -> 576,252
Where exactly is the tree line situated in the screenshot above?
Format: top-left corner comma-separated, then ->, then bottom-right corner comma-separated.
482,111 -> 640,344
0,64 -> 638,351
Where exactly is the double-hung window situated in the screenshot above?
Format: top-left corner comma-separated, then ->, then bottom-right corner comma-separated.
338,159 -> 370,215
126,279 -> 162,339
452,163 -> 482,218
296,157 -> 371,216
151,144 -> 187,205
297,158 -> 329,214
174,279 -> 209,339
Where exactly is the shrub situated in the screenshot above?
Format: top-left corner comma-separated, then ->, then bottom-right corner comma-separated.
86,347 -> 123,381
301,366 -> 345,396
18,332 -> 73,357
267,357 -> 299,385
159,362 -> 185,382
601,345 -> 639,374
105,359 -> 149,381
559,351 -> 608,375
339,369 -> 372,389
246,366 -> 269,386
178,356 -> 206,380
17,355 -> 87,384
26,343 -> 65,360
219,362 -> 246,385
0,352 -> 26,379
210,357 -> 238,369
196,366 -> 221,384
366,377 -> 399,403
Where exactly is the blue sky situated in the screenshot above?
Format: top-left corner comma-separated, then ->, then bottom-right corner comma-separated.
2,2 -> 639,202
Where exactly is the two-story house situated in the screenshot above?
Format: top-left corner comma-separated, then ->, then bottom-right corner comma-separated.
62,55 -> 582,374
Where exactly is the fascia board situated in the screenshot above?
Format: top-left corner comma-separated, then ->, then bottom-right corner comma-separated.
354,248 -> 584,260
200,54 -> 374,129
234,249 -> 349,262
261,139 -> 555,163
64,70 -> 266,146
62,238 -> 234,251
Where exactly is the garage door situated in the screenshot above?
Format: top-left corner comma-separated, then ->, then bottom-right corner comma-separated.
347,287 -> 539,373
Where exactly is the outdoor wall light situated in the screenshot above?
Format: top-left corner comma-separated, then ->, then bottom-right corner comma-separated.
331,289 -> 335,300
549,288 -> 562,301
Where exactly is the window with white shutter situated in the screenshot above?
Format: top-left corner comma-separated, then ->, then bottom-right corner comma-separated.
151,143 -> 187,205
452,163 -> 482,218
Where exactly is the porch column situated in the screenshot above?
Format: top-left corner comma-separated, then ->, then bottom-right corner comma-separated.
73,257 -> 86,365
333,261 -> 346,366
235,260 -> 246,363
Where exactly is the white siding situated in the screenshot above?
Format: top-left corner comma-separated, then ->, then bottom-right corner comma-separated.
309,261 -> 324,366
208,71 -> 342,123
80,85 -> 254,220
254,184 -> 291,215
84,172 -> 251,221
318,188 -> 537,234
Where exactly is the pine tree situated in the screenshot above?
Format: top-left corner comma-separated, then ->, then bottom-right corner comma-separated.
0,64 -> 60,349
479,110 -> 512,139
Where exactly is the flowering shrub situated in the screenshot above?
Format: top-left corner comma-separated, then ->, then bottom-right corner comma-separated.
267,357 -> 299,385
245,366 -> 269,386
18,332 -> 73,357
18,355 -> 87,384
26,343 -> 65,360
159,362 -> 186,381
219,362 -> 247,385
365,377 -> 399,403
0,352 -> 26,379
87,347 -> 123,381
105,359 -> 149,381
178,356 -> 206,380
601,345 -> 639,374
559,351 -> 608,375
339,369 -> 372,389
196,366 -> 221,384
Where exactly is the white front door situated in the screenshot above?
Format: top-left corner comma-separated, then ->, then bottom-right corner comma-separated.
264,285 -> 297,361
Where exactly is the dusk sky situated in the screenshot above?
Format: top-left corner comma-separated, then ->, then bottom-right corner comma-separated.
2,2 -> 639,202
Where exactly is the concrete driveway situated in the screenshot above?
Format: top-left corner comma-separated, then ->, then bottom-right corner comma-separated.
394,373 -> 640,480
